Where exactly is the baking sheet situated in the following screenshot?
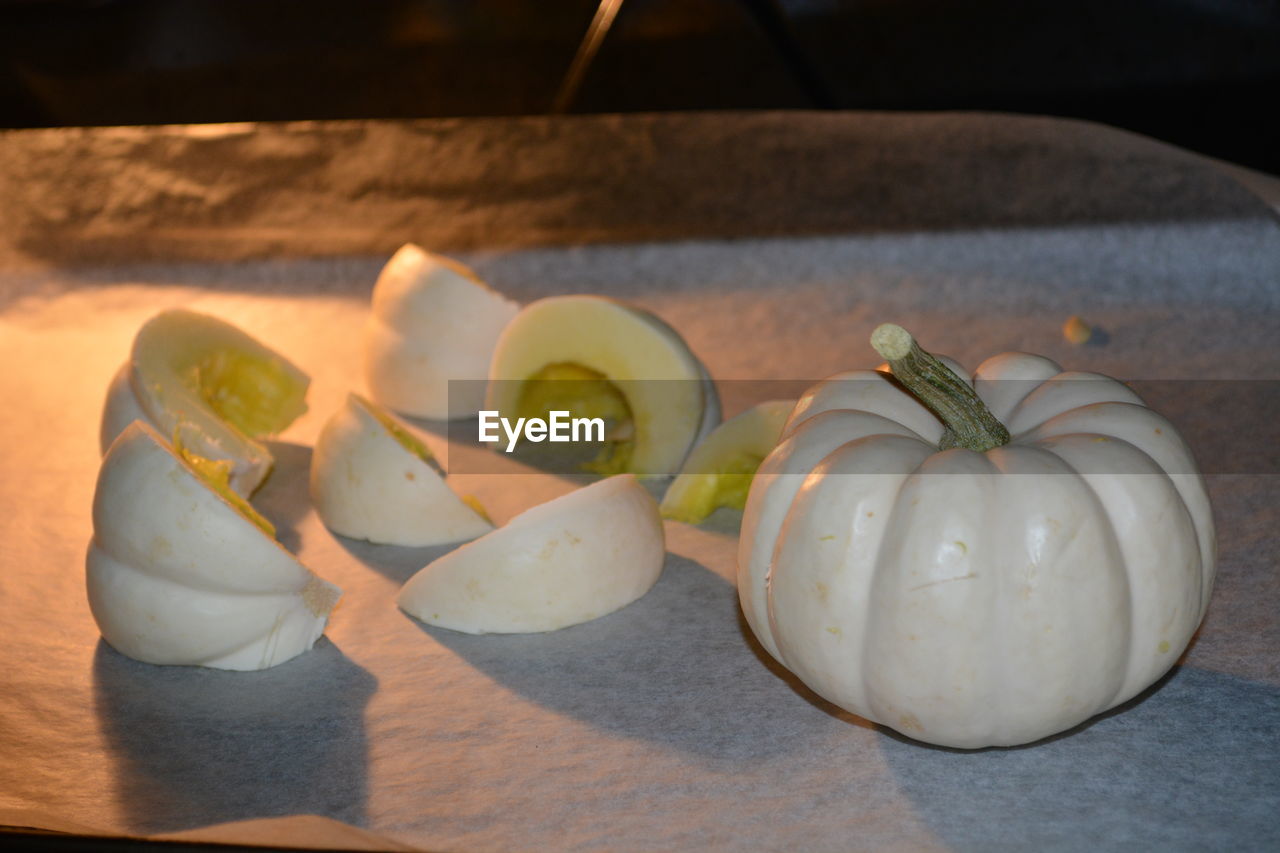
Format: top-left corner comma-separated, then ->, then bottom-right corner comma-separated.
0,113 -> 1277,851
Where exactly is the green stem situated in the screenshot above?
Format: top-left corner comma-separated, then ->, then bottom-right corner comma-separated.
870,323 -> 1010,452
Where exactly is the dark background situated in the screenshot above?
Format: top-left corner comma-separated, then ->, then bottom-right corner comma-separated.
2,0 -> 1278,173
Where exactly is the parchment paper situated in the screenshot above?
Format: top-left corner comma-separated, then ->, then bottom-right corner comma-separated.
0,113 -> 1277,852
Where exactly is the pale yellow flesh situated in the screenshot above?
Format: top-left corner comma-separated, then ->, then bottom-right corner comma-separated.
461,494 -> 493,524
173,432 -> 276,538
486,296 -> 709,477
660,400 -> 795,524
350,393 -> 437,466
514,362 -> 634,474
178,347 -> 308,438
660,451 -> 766,524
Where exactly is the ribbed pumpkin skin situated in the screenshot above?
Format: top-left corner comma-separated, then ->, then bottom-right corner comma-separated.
87,422 -> 341,671
739,352 -> 1215,748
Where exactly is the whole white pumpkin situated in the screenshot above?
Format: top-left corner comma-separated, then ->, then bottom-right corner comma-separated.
739,326 -> 1215,748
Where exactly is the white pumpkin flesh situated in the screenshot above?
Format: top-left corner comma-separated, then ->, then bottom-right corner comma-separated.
740,325 -> 1214,748
398,474 -> 665,634
310,393 -> 494,546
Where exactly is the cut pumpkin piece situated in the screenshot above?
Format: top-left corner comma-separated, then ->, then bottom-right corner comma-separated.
100,309 -> 310,497
87,421 -> 341,671
485,295 -> 719,476
660,399 -> 796,524
364,244 -> 519,420
310,393 -> 493,547
397,475 -> 665,634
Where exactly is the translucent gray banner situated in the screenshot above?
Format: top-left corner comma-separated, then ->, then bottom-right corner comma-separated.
436,379 -> 1280,476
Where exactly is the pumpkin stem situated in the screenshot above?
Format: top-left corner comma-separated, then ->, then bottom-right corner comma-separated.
870,323 -> 1010,452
